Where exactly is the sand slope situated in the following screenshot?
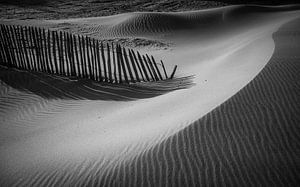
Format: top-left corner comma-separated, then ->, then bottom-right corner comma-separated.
0,5 -> 300,186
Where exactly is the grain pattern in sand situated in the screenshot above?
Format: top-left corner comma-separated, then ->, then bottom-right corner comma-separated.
103,17 -> 300,187
0,6 -> 299,187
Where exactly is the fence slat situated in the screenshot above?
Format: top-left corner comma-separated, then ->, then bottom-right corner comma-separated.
116,45 -> 123,83
8,25 -> 19,68
122,47 -> 135,83
16,26 -> 27,69
142,55 -> 155,81
107,43 -> 112,82
101,42 -> 107,82
160,60 -> 168,79
128,49 -> 140,82
21,27 -> 31,70
25,27 -> 34,70
151,55 -> 163,80
137,51 -> 150,81
170,65 -> 177,79
96,41 -> 102,81
86,36 -> 92,79
112,43 -> 118,82
73,35 -> 80,77
146,54 -> 159,81
31,27 -> 40,71
88,37 -> 95,80
131,49 -> 145,81
92,38 -> 97,80
52,31 -> 58,74
42,29 -> 50,73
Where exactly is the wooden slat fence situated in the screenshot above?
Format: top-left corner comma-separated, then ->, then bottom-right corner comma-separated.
0,24 -> 177,84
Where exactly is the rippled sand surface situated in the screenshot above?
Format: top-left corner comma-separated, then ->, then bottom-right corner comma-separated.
0,5 -> 299,186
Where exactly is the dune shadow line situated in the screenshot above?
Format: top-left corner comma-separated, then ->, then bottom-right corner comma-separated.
0,66 -> 194,101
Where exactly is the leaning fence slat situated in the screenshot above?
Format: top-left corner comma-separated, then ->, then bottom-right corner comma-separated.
151,55 -> 163,80
47,30 -> 54,73
25,27 -> 35,70
137,51 -> 150,81
38,28 -> 46,72
128,49 -> 140,82
56,31 -> 62,74
67,33 -> 74,76
21,26 -> 31,70
112,43 -> 118,83
170,65 -> 177,79
146,54 -> 159,81
86,36 -> 92,79
42,29 -> 51,73
101,42 -> 107,82
116,45 -> 123,83
8,25 -> 19,68
122,47 -> 135,83
64,32 -> 70,76
0,27 -> 6,64
131,49 -> 145,81
71,33 -> 77,76
28,27 -> 37,71
81,35 -> 87,78
73,35 -> 80,77
142,55 -> 155,81
31,27 -> 40,71
70,33 -> 76,76
107,43 -> 113,82
10,25 -> 20,68
160,60 -> 168,79
15,26 -> 27,69
89,37 -> 95,80
0,25 -> 9,64
91,39 -> 96,80
78,35 -> 84,77
96,41 -> 102,81
52,31 -> 58,74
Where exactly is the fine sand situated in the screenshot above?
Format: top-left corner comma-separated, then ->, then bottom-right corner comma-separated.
0,5 -> 299,186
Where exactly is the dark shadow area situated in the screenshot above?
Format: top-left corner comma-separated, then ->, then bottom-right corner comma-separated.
214,0 -> 299,5
0,0 -> 48,6
0,66 -> 194,101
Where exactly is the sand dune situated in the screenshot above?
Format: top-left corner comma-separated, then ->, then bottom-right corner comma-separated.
0,5 -> 300,186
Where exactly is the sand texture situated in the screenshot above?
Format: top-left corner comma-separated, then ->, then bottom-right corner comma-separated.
0,5 -> 300,186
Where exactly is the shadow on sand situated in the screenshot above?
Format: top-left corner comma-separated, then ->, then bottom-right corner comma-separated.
0,66 -> 194,101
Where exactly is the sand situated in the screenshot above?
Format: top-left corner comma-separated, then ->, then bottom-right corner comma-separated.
0,5 -> 299,186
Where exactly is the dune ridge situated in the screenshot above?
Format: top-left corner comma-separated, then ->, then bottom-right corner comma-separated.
72,16 -> 300,187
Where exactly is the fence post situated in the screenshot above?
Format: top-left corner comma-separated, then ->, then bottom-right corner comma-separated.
112,43 -> 118,83
131,49 -> 145,81
160,60 -> 168,79
137,51 -> 150,81
170,65 -> 177,79
8,25 -> 19,68
151,55 -> 163,80
122,47 -> 135,83
100,42 -> 107,82
128,49 -> 140,82
96,41 -> 102,81
107,43 -> 113,82
142,55 -> 155,81
116,45 -> 123,83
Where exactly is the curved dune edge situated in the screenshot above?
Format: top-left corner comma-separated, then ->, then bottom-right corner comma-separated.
107,16 -> 300,186
0,5 -> 300,185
